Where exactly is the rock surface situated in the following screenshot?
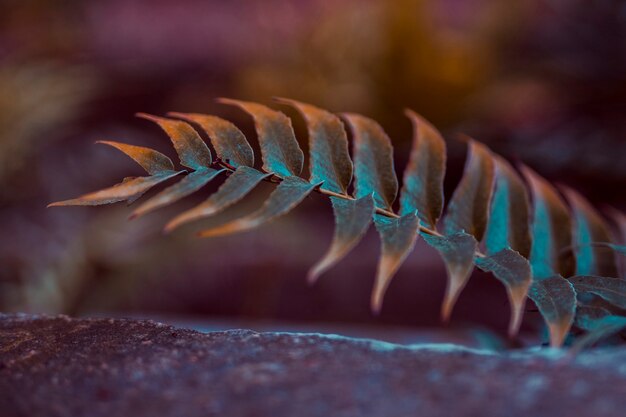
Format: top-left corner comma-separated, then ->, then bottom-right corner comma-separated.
1,314 -> 626,417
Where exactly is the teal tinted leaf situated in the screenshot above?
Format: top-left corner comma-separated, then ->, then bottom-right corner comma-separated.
130,167 -> 225,219
96,141 -> 175,175
572,315 -> 626,352
527,275 -> 576,347
562,187 -> 618,277
198,176 -> 317,237
574,305 -> 612,331
165,166 -> 271,232
371,213 -> 420,314
485,156 -> 531,258
521,166 -> 574,279
308,195 -> 375,284
475,249 -> 531,336
399,110 -> 446,228
48,171 -> 182,207
276,98 -> 352,194
443,140 -> 495,241
342,114 -> 398,211
217,99 -> 303,178
569,275 -> 626,310
136,114 -> 212,170
423,231 -> 478,321
167,113 -> 254,168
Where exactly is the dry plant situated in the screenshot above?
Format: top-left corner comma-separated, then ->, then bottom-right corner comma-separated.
50,98 -> 626,348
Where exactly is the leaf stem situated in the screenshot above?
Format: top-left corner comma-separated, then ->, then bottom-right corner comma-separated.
213,159 -> 445,239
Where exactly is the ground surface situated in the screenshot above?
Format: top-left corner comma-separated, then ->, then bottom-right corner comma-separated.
1,314 -> 626,417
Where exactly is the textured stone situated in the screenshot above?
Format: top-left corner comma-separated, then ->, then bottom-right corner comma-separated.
1,314 -> 626,417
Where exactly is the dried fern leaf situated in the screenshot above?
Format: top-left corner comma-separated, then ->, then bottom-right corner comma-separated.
485,156 -> 531,258
217,99 -> 303,178
342,114 -> 398,212
443,140 -> 495,240
48,173 -> 182,207
424,140 -> 494,321
475,249 -> 531,337
48,98 -> 626,348
165,166 -> 271,232
308,195 -> 375,284
562,187 -> 618,277
422,231 -> 478,321
136,114 -> 212,170
371,213 -> 421,314
96,140 -> 175,174
198,176 -> 318,238
476,156 -> 532,336
167,113 -> 254,167
522,167 -> 580,346
569,275 -> 626,310
521,165 -> 574,279
49,141 -> 183,207
276,98 -> 352,194
527,275 -> 576,347
399,109 -> 446,228
131,167 -> 225,219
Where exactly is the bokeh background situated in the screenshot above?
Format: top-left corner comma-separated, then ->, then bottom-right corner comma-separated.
1,0 -> 625,344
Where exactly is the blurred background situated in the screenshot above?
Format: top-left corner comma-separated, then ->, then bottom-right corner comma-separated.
1,0 -> 625,346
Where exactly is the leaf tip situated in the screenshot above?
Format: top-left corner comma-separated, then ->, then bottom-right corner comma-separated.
548,315 -> 574,348
440,270 -> 469,323
163,218 -> 181,234
507,285 -> 529,338
215,97 -> 240,107
403,108 -> 417,119
271,96 -> 293,105
440,299 -> 453,323
370,294 -> 383,316
306,259 -> 328,285
135,112 -> 161,122
403,108 -> 431,130
47,199 -> 80,207
166,111 -> 188,119
128,210 -> 141,221
306,270 -> 320,286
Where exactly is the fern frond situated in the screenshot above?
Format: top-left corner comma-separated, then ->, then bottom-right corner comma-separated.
50,98 -> 626,348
